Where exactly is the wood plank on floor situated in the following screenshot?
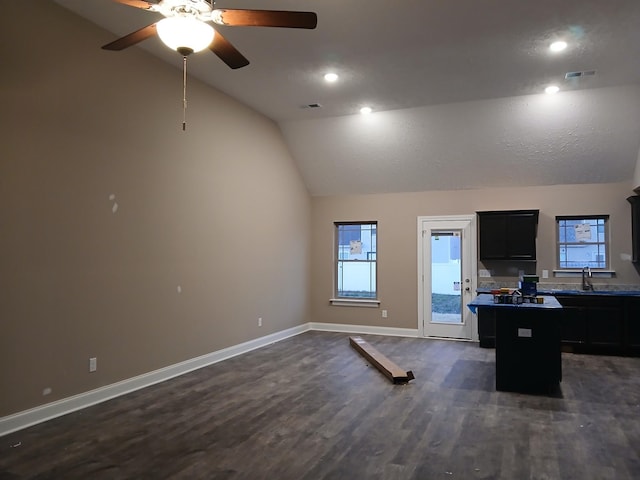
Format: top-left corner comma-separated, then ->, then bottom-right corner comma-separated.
349,336 -> 415,384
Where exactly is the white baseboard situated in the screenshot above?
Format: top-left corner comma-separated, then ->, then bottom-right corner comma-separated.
309,322 -> 420,338
1,322 -> 422,437
0,323 -> 309,438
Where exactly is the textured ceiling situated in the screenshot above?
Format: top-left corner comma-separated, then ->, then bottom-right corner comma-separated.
281,85 -> 640,195
54,0 -> 640,195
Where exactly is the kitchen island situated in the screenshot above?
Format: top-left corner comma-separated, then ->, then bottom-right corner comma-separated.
468,294 -> 564,393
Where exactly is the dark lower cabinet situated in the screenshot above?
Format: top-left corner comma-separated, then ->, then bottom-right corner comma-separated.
477,308 -> 496,348
555,295 -> 625,354
478,294 -> 639,356
559,304 -> 587,346
626,298 -> 640,355
586,306 -> 623,349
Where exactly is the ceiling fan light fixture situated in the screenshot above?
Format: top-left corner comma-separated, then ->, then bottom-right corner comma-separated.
157,16 -> 215,54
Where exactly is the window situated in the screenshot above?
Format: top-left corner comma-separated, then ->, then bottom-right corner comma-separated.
431,232 -> 460,264
335,222 -> 377,299
556,216 -> 609,269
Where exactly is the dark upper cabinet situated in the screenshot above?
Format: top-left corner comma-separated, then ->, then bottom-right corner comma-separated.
628,196 -> 640,263
477,210 -> 539,261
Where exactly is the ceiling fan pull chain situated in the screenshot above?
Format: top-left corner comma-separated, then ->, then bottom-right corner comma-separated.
182,55 -> 188,131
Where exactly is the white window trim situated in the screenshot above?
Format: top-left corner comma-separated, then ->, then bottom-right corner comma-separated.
552,269 -> 615,278
556,215 -> 610,270
333,221 -> 377,302
329,298 -> 381,307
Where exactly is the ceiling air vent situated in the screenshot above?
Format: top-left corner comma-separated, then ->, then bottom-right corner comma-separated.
565,70 -> 596,79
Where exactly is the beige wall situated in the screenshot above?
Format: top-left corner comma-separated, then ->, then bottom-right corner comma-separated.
0,3 -> 310,417
311,182 -> 640,329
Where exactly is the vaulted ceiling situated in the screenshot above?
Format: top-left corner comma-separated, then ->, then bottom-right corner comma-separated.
54,0 -> 640,195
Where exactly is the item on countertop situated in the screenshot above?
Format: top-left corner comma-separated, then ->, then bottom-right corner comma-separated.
492,292 -> 541,304
520,274 -> 539,296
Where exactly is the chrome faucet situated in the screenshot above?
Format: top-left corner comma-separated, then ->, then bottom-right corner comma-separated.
582,266 -> 594,291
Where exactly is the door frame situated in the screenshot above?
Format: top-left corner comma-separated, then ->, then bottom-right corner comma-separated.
417,215 -> 478,340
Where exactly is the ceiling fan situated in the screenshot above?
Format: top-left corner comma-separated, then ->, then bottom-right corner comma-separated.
101,0 -> 318,69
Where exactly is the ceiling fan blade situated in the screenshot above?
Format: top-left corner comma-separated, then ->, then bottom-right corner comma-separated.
212,9 -> 317,29
111,0 -> 155,9
101,23 -> 158,51
208,31 -> 250,69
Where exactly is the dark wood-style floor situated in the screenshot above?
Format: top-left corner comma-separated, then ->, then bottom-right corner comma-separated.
2,331 -> 640,479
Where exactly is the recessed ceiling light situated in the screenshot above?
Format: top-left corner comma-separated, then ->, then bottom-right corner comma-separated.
360,107 -> 372,115
545,85 -> 560,94
324,72 -> 338,82
550,41 -> 567,52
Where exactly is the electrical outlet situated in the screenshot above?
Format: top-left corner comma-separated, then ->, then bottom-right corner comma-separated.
258,317 -> 263,327
89,357 -> 97,373
382,309 -> 388,318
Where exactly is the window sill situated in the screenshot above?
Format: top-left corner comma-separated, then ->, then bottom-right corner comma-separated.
553,270 -> 615,278
329,298 -> 381,307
